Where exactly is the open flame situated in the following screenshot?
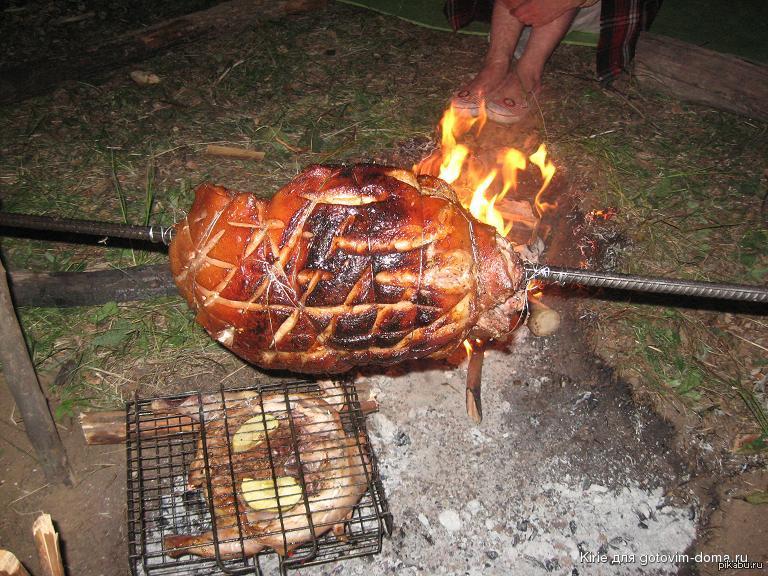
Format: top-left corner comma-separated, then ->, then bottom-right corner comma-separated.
415,104 -> 557,237
462,337 -> 483,359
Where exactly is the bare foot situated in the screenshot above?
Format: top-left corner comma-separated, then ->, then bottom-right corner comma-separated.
452,0 -> 526,115
461,58 -> 510,97
490,68 -> 541,106
452,58 -> 510,115
514,59 -> 543,97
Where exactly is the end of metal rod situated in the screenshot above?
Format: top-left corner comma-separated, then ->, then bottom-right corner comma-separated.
523,262 -> 768,304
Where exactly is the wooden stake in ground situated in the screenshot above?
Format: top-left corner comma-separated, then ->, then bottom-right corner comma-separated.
0,258 -> 73,485
32,515 -> 65,576
0,550 -> 31,576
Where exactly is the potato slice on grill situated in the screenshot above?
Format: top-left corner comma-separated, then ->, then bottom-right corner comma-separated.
241,476 -> 303,512
232,414 -> 278,452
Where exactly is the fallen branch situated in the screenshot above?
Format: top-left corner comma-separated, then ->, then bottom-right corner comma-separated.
80,396 -> 379,445
80,410 -> 197,445
7,263 -> 176,307
206,145 -> 266,161
635,32 -> 768,121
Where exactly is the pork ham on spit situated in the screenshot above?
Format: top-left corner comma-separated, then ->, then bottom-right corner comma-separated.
169,164 -> 528,419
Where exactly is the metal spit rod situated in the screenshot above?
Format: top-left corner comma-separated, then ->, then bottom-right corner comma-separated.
1,211 -> 766,304
0,212 -> 174,245
524,263 -> 768,303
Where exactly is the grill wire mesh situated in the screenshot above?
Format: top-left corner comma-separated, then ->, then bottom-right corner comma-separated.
126,380 -> 391,576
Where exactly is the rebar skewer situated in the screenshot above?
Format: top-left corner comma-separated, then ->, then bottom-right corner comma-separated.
524,263 -> 767,303
1,211 -> 766,304
0,212 -> 173,245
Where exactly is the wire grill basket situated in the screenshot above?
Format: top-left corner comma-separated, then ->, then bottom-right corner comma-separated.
126,380 -> 391,575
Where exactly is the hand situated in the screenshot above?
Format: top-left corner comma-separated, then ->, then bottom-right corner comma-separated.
511,0 -> 583,27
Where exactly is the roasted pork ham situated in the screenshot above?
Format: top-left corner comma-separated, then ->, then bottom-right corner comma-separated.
169,164 -> 527,375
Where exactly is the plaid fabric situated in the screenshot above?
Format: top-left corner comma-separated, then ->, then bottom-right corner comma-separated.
442,0 -> 663,82
596,0 -> 662,81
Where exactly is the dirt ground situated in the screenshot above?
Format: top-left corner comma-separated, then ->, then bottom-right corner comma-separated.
0,1 -> 766,575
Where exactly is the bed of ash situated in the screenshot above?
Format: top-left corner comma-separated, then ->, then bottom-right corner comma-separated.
306,313 -> 698,576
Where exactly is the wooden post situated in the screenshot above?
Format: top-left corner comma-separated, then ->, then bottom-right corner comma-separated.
0,258 -> 73,485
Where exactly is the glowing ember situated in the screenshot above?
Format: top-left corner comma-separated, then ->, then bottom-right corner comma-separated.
415,104 -> 557,237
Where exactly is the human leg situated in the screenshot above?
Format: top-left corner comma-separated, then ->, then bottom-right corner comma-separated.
451,0 -> 525,115
486,6 -> 578,124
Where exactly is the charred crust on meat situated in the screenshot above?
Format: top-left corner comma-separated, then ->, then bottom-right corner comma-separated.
170,164 -> 526,373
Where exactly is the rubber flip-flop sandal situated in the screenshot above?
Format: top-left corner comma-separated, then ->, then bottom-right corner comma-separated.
450,89 -> 482,117
486,96 -> 530,125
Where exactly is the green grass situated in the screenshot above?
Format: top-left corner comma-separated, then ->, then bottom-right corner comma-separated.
19,297 -> 219,414
632,312 -> 706,402
566,89 -> 768,437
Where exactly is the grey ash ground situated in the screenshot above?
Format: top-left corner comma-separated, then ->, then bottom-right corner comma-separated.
302,311 -> 697,576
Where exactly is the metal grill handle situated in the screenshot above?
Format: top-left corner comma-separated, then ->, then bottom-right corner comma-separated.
524,263 -> 768,303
